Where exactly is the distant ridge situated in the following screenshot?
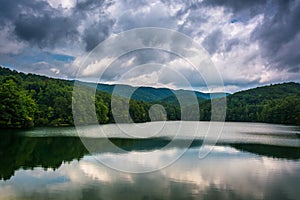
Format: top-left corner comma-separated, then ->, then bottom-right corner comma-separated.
0,66 -> 299,127
82,82 -> 229,102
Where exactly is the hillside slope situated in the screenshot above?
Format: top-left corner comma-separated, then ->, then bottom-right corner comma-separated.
227,82 -> 300,124
0,66 -> 299,127
199,82 -> 300,125
81,82 -> 228,102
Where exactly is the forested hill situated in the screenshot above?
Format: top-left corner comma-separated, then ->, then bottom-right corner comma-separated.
226,82 -> 300,124
231,82 -> 300,100
0,66 -> 299,128
83,81 -> 229,102
0,67 -> 110,128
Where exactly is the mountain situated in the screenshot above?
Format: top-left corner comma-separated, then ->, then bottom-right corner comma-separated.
230,82 -> 300,101
0,66 -> 299,127
81,82 -> 229,102
199,82 -> 300,125
226,82 -> 300,124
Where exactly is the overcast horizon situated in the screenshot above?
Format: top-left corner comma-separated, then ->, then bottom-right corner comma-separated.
0,0 -> 300,93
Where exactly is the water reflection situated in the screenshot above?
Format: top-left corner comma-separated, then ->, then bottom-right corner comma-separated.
1,132 -> 300,180
229,143 -> 300,160
1,144 -> 299,200
0,133 -> 88,180
1,123 -> 300,200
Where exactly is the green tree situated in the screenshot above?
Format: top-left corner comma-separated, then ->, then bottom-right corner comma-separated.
0,77 -> 37,128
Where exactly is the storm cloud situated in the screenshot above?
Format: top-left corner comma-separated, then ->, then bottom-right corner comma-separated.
14,14 -> 78,48
202,29 -> 223,54
0,0 -> 299,92
253,0 -> 300,72
202,0 -> 268,13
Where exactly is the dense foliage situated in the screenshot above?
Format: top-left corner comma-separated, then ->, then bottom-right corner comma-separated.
0,66 -> 299,128
199,83 -> 300,125
0,67 -> 111,128
0,67 -> 169,128
226,83 -> 300,125
0,76 -> 37,128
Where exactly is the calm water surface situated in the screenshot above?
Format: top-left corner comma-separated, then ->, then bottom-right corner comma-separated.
0,122 -> 300,200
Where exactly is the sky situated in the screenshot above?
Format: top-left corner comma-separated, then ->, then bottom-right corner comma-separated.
0,0 -> 299,92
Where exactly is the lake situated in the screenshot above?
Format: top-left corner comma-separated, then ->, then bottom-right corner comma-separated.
0,122 -> 300,200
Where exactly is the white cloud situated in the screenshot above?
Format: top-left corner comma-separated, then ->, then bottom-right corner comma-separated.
50,67 -> 60,74
0,0 -> 299,92
108,0 -> 177,31
76,56 -> 115,77
47,0 -> 76,9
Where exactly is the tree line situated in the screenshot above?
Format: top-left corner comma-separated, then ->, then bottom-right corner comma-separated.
199,83 -> 300,125
0,67 -> 299,128
0,67 -> 179,128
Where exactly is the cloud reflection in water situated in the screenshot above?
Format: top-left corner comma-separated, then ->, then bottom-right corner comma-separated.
0,145 -> 299,200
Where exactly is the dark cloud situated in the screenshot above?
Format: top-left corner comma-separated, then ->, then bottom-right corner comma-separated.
202,30 -> 223,54
224,38 -> 240,52
0,0 -> 49,22
0,0 -> 299,91
172,0 -> 267,22
0,0 -> 114,51
14,14 -> 78,48
189,0 -> 300,72
252,0 -> 300,72
83,19 -> 114,51
76,0 -> 106,11
202,0 -> 268,14
0,0 -> 80,50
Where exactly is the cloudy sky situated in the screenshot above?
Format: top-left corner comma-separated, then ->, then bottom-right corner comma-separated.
0,0 -> 299,92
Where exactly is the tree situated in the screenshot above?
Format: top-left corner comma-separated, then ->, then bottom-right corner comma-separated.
0,77 -> 37,128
